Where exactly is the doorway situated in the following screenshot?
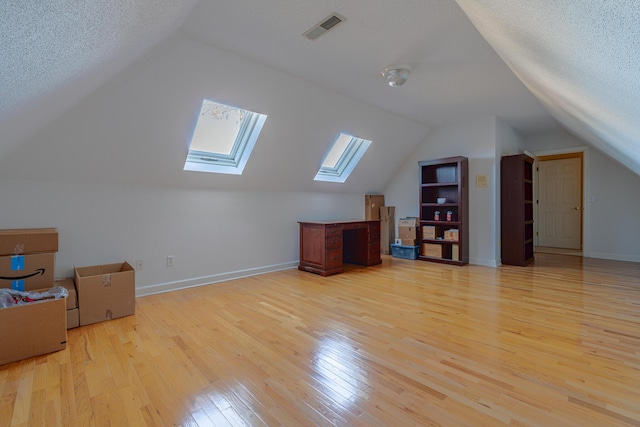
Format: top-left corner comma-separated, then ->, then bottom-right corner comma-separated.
534,152 -> 584,256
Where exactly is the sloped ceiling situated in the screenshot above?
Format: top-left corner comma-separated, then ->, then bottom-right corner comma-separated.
0,1 -> 637,190
455,1 -> 640,175
0,0 -> 199,159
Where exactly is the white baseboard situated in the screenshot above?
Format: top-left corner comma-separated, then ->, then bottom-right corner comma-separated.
135,261 -> 299,297
587,252 -> 640,263
469,257 -> 499,268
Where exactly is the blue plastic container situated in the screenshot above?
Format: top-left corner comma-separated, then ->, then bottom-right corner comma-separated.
390,244 -> 420,260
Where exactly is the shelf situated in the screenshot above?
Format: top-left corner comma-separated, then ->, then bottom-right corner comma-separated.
420,220 -> 461,227
421,182 -> 458,187
418,256 -> 465,266
501,153 -> 535,266
418,156 -> 468,266
422,238 -> 459,243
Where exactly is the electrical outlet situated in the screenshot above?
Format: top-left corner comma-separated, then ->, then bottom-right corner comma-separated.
136,259 -> 144,271
167,255 -> 174,267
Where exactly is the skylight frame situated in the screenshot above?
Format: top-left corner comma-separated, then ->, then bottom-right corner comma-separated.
314,133 -> 372,183
184,100 -> 267,175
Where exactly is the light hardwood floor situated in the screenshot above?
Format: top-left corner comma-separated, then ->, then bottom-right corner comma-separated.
1,253 -> 640,426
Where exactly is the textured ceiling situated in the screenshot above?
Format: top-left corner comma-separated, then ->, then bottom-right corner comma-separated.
0,0 -> 198,158
1,1 -> 638,174
456,0 -> 640,174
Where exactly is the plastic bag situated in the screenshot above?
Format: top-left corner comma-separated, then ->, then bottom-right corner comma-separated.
0,285 -> 69,309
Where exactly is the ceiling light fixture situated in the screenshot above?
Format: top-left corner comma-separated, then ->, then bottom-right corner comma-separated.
382,65 -> 411,87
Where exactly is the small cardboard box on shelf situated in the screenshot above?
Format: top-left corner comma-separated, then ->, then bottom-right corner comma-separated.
444,229 -> 459,242
421,243 -> 443,258
422,226 -> 436,239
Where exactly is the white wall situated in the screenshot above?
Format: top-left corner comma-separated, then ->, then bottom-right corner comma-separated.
385,117 -> 499,267
0,179 -> 364,295
525,130 -> 640,262
0,34 -> 431,296
0,36 -> 428,195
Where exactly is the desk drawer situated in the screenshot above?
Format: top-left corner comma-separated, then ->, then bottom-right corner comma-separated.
325,226 -> 342,237
325,236 -> 341,249
368,233 -> 380,244
368,244 -> 381,259
326,249 -> 343,268
368,222 -> 380,233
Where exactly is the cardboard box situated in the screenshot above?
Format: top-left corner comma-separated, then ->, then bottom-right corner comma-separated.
75,262 -> 135,326
0,228 -> 58,256
422,226 -> 436,239
0,295 -> 67,366
398,224 -> 418,240
421,243 -> 443,258
0,252 -> 55,291
391,244 -> 420,260
452,244 -> 459,261
397,217 -> 419,228
400,239 -> 418,246
365,195 -> 385,220
380,206 -> 395,255
444,229 -> 459,242
398,228 -> 417,239
67,308 -> 80,329
55,278 -> 77,310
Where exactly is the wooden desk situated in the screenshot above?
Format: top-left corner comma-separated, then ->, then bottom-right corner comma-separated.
298,220 -> 381,276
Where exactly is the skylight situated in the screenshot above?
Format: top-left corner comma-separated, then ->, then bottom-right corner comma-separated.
314,133 -> 371,183
184,99 -> 267,175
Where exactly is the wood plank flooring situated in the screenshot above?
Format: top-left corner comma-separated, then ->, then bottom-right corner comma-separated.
1,253 -> 640,426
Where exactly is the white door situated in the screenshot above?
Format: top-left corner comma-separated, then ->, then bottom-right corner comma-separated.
537,157 -> 582,249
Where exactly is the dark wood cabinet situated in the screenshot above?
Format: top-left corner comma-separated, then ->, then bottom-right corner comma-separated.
298,220 -> 381,276
501,153 -> 535,266
418,156 -> 468,265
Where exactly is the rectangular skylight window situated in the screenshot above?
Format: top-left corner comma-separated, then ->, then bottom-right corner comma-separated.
184,99 -> 267,175
314,133 -> 371,183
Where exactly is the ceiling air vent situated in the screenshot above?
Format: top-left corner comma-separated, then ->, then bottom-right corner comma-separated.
303,13 -> 346,41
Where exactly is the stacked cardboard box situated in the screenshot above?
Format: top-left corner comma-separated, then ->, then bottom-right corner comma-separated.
364,195 -> 385,220
56,278 -> 79,329
0,228 -> 58,291
0,228 -> 67,365
397,217 -> 419,246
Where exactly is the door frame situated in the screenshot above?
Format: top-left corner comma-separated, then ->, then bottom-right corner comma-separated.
530,146 -> 591,256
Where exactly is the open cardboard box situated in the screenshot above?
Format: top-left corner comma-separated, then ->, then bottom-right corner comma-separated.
75,262 -> 135,326
0,289 -> 67,366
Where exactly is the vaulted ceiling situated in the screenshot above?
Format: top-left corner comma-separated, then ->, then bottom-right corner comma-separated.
1,1 -> 638,186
